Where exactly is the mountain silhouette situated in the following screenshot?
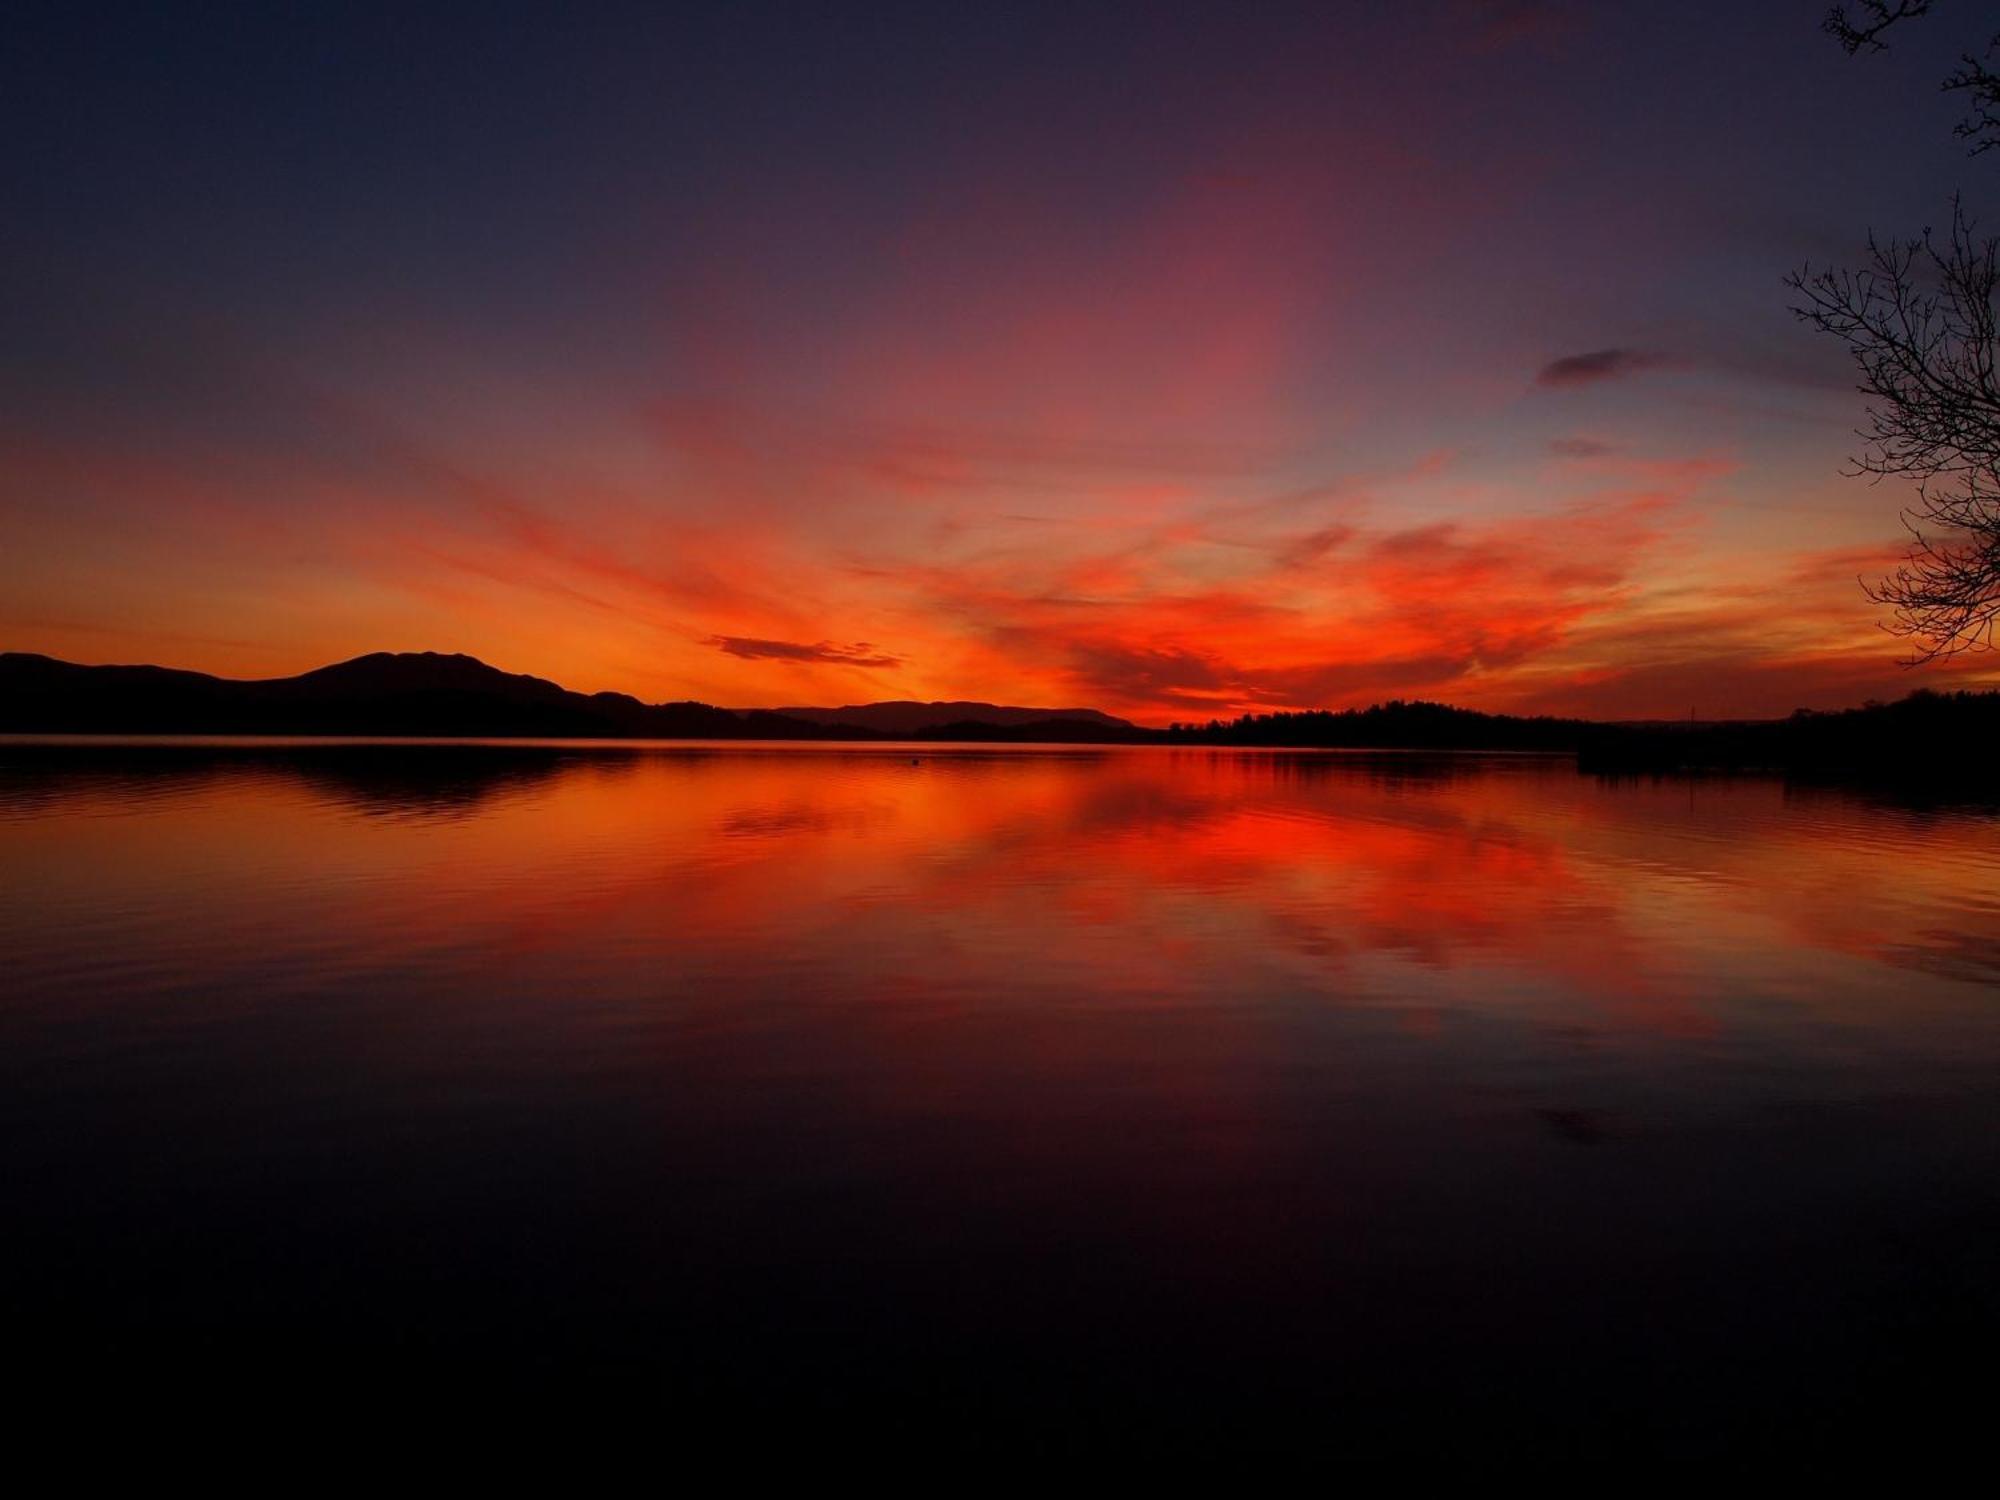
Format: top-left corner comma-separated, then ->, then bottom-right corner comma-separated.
0,651 -> 820,738
0,651 -> 1138,740
7,650 -> 1993,775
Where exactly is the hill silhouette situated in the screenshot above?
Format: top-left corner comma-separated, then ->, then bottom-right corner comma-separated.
0,651 -> 1139,741
4,651 -> 1994,773
0,652 -> 829,738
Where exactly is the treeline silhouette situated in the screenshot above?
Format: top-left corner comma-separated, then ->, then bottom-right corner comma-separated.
1162,700 -> 1588,750
1168,691 -> 2000,780
6,650 -> 1995,776
1575,689 -> 2000,776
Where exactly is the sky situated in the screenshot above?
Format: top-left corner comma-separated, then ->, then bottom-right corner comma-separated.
4,0 -> 1998,722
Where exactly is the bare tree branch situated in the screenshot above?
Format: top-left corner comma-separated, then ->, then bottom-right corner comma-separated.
1790,200 -> 2000,660
1825,3 -> 2000,154
1802,6 -> 2000,659
1824,2 -> 1934,56
1945,32 -> 2000,154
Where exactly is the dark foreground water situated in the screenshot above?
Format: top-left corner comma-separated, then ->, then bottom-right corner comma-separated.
3,740 -> 1997,1462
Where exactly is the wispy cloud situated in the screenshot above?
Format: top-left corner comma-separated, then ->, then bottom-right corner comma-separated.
707,635 -> 907,669
1536,348 -> 1668,388
1549,436 -> 1617,458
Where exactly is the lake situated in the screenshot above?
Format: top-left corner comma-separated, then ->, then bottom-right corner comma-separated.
3,740 -> 1997,1462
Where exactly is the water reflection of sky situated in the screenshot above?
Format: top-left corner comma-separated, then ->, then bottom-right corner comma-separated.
2,743 -> 1996,1454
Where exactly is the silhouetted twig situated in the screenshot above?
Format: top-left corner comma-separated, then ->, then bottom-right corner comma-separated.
1803,7 -> 2000,659
1824,2 -> 1933,57
1790,201 -> 2000,659
1824,2 -> 2000,154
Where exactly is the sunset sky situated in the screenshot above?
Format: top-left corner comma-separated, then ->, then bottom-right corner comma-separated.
5,0 -> 1998,722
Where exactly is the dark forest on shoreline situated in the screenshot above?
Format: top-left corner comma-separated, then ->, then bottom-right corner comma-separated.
6,649 -> 1997,781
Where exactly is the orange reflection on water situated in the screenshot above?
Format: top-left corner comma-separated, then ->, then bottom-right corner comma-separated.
5,744 -> 1996,1045
6,740 -> 1999,1441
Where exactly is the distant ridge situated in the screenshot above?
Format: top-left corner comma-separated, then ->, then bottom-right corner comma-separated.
0,651 -> 1140,741
774,701 -> 1132,734
4,650 -> 1993,775
0,651 -> 817,739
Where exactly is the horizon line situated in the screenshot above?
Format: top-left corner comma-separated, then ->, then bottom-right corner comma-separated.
9,643 -> 1980,728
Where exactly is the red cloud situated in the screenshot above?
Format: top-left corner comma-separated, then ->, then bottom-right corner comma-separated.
708,636 -> 906,669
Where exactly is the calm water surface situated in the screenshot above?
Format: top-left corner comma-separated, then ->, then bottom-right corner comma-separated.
4,741 -> 1997,1458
